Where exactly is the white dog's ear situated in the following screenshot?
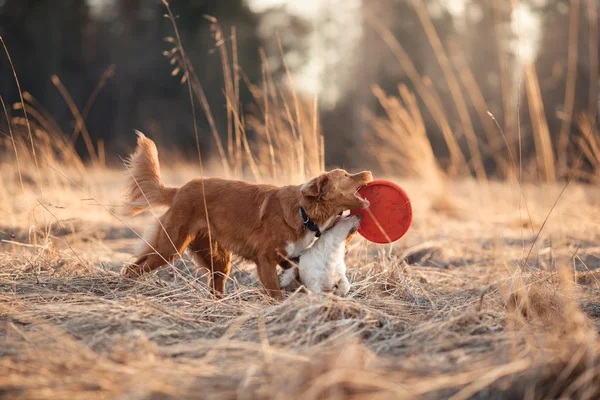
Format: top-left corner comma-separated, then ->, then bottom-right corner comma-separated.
301,173 -> 329,198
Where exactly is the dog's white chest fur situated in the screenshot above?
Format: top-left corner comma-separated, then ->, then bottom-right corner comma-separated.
285,231 -> 316,259
284,216 -> 335,258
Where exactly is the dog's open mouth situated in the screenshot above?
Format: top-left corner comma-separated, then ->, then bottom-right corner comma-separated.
354,186 -> 370,208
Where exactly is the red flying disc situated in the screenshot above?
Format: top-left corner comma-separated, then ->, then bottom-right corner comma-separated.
350,180 -> 412,244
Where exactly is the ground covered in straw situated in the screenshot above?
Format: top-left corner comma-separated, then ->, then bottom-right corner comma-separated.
2,170 -> 600,399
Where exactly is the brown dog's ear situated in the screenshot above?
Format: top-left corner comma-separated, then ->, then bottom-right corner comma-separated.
300,173 -> 329,198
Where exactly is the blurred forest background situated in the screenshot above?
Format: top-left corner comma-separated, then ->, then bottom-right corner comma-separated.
0,0 -> 598,178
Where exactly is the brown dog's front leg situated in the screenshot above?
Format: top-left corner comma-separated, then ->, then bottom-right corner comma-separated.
257,255 -> 282,299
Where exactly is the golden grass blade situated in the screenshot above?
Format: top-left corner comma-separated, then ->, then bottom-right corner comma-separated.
557,0 -> 581,176
587,0 -> 599,117
448,38 -> 506,174
51,75 -> 99,166
260,49 -> 277,179
162,0 -> 215,282
70,64 -> 116,147
410,0 -> 487,182
1,36 -> 42,190
1,95 -> 25,198
524,62 -> 556,184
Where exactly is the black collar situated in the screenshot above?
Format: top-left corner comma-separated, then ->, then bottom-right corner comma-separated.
299,207 -> 321,237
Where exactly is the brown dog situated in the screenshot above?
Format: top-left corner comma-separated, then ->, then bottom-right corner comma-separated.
123,132 -> 372,298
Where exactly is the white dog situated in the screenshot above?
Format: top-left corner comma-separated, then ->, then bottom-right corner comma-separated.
279,214 -> 361,296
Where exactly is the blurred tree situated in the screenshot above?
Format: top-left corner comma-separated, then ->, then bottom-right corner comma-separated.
1,0 -> 599,175
1,0 -> 90,127
0,0 -> 263,161
83,0 -> 264,157
322,0 -> 457,169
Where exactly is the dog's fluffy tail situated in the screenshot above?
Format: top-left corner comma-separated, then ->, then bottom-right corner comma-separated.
124,131 -> 177,216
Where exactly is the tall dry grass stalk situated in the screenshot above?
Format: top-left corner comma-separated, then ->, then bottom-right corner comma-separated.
492,0 -> 516,158
163,17 -> 322,184
587,0 -> 599,118
448,38 -> 510,176
367,1 -> 600,186
221,25 -> 324,183
69,64 -> 116,148
2,69 -> 112,180
557,0 -> 581,176
409,0 -> 487,182
163,16 -> 230,176
575,113 -> 600,183
524,62 -> 557,184
245,82 -> 324,183
2,113 -> 86,178
1,36 -> 43,192
51,75 -> 99,166
366,13 -> 470,178
366,84 -> 443,186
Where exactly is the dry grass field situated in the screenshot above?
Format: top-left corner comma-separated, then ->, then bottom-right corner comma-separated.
2,2 -> 600,398
2,155 -> 600,399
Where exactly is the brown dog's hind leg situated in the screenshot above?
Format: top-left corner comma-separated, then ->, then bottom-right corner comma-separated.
188,235 -> 232,296
124,217 -> 192,277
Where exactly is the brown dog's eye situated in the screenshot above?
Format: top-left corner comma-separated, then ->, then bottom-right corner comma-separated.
345,173 -> 349,177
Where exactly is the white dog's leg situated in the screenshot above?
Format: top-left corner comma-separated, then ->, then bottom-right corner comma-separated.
279,266 -> 298,288
299,269 -> 324,294
335,275 -> 351,296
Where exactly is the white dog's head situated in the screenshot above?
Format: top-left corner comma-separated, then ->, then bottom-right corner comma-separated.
329,213 -> 362,239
